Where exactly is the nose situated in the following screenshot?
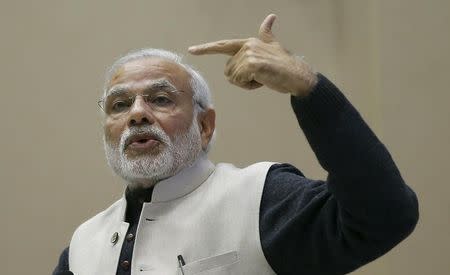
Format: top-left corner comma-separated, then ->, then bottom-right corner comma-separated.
127,96 -> 155,127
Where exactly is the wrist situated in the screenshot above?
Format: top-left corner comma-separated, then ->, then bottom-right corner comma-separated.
289,71 -> 318,98
288,56 -> 318,98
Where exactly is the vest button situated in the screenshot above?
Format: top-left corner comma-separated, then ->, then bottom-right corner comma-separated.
126,233 -> 134,242
110,232 -> 119,245
121,260 -> 130,270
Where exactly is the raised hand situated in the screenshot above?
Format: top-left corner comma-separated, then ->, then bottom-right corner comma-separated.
188,14 -> 318,97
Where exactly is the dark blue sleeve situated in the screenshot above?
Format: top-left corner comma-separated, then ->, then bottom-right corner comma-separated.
259,74 -> 419,275
52,246 -> 70,275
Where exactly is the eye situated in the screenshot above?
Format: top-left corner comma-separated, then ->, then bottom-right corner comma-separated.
111,100 -> 131,113
151,95 -> 173,106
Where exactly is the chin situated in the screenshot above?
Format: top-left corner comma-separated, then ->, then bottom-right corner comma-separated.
119,157 -> 175,186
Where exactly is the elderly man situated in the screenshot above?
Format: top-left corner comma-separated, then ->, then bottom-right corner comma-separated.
54,15 -> 418,275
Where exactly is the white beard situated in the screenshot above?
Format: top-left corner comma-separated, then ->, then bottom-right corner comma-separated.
103,116 -> 203,189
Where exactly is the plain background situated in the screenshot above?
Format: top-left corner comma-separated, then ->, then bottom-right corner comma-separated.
1,0 -> 449,274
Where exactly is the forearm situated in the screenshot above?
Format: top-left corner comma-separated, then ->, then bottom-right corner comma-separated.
291,73 -> 419,242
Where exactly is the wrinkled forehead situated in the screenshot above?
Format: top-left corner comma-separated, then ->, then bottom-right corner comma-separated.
106,57 -> 192,95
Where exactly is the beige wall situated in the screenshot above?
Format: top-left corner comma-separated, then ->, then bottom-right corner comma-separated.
1,1 -> 449,274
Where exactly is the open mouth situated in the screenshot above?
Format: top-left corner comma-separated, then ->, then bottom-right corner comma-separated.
125,134 -> 161,150
136,138 -> 151,144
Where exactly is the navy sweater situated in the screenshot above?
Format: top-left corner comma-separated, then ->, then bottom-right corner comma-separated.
53,74 -> 419,275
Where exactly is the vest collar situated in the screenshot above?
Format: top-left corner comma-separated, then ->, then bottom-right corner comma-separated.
150,153 -> 215,203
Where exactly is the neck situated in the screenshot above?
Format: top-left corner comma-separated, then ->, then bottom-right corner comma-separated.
125,184 -> 154,204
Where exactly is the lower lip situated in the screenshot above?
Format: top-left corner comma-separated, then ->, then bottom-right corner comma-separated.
128,139 -> 160,150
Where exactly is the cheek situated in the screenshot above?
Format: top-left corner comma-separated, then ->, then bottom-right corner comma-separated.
104,120 -> 124,146
159,113 -> 194,138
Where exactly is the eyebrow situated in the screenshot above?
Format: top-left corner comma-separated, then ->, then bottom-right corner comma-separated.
105,79 -> 179,98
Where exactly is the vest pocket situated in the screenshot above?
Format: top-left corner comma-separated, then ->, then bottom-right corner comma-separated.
181,251 -> 239,275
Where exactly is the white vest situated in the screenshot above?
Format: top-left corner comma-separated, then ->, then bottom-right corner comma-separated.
69,155 -> 277,275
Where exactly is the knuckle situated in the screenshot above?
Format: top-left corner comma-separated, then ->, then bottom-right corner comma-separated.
244,38 -> 257,49
246,57 -> 259,69
243,42 -> 253,50
250,38 -> 262,47
248,37 -> 258,44
245,49 -> 255,56
247,56 -> 257,64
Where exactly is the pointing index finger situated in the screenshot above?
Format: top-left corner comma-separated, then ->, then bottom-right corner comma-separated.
188,39 -> 247,56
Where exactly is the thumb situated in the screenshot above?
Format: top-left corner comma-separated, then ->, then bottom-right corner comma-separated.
258,14 -> 277,43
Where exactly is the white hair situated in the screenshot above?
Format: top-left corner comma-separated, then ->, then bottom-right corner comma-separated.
104,48 -> 213,111
103,48 -> 216,152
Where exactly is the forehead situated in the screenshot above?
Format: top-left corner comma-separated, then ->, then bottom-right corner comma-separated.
107,57 -> 192,93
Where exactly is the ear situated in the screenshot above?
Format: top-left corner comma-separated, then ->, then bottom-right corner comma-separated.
197,108 -> 216,151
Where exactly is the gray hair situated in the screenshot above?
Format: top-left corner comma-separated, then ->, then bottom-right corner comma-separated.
103,48 -> 213,112
103,48 -> 215,152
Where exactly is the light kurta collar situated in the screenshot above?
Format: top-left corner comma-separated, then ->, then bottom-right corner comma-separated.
150,153 -> 215,203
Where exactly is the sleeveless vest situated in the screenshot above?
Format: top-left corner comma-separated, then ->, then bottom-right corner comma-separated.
69,155 -> 276,275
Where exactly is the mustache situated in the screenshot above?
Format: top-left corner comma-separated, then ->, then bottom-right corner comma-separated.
119,125 -> 170,152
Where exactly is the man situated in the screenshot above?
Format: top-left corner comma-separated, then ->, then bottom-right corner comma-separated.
54,14 -> 418,275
